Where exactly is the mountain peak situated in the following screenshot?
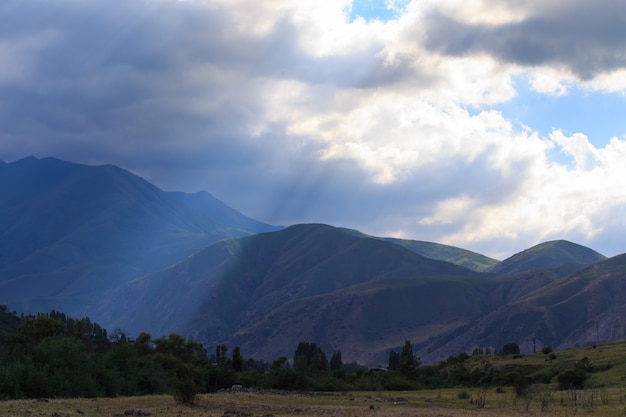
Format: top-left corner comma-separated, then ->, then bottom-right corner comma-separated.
487,239 -> 606,275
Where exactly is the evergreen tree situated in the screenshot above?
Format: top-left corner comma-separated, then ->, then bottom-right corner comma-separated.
232,346 -> 243,372
294,342 -> 327,374
399,339 -> 420,379
388,350 -> 400,370
330,350 -> 343,371
215,344 -> 228,367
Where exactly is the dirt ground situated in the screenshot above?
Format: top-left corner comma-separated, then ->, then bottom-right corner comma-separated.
0,389 -> 620,417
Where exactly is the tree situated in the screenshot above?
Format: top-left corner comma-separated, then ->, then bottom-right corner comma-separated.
215,344 -> 228,367
399,340 -> 420,379
232,346 -> 243,372
330,350 -> 343,371
267,356 -> 307,390
18,315 -> 64,342
134,332 -> 154,356
508,371 -> 532,398
388,350 -> 400,371
294,342 -> 327,374
271,356 -> 289,371
500,342 -> 520,355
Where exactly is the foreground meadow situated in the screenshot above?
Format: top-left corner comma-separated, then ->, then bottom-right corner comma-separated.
3,387 -> 626,417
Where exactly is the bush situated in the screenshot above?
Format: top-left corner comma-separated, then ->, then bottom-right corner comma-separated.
541,346 -> 553,354
173,377 -> 199,406
457,390 -> 471,399
504,371 -> 531,398
557,369 -> 587,390
385,375 -> 416,391
575,356 -> 594,372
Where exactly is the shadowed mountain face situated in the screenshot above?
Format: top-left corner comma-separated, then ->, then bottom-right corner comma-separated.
0,156 -> 279,314
431,254 -> 626,361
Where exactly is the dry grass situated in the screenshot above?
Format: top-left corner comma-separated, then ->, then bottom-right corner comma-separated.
3,388 -> 626,417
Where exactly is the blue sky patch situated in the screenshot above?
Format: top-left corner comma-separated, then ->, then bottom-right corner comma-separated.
346,0 -> 408,23
495,76 -> 626,149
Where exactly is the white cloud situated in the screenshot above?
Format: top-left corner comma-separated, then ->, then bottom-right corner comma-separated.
432,131 -> 626,258
528,70 -> 572,96
550,130 -> 600,170
581,69 -> 626,93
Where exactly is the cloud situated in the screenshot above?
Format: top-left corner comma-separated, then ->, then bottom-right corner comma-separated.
421,0 -> 626,80
1,0 -> 626,259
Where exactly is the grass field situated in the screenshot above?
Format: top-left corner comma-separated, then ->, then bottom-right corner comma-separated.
3,387 -> 626,417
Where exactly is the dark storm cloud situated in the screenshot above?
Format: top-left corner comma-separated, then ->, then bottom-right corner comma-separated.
0,0 -> 414,167
423,1 -> 626,79
0,0 -> 285,183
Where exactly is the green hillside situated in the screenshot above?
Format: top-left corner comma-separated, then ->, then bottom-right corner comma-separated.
384,238 -> 499,272
487,240 -> 606,275
337,227 -> 499,272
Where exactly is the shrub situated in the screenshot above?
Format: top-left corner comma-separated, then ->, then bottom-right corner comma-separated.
557,369 -> 587,390
385,375 -> 416,391
541,346 -> 553,354
505,371 -> 531,398
457,390 -> 471,399
575,356 -> 594,372
173,377 -> 199,405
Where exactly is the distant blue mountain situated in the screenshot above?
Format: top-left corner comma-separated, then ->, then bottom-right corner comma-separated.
0,156 -> 280,314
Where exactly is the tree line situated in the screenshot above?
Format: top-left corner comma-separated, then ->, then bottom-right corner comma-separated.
0,308 -> 591,402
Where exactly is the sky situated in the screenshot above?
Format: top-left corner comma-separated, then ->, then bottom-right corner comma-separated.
1,0 -> 626,259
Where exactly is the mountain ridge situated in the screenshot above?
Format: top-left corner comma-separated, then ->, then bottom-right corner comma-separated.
88,222 -> 617,365
1,155 -> 621,366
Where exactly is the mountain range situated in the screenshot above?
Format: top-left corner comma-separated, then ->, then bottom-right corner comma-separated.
1,156 -> 620,365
